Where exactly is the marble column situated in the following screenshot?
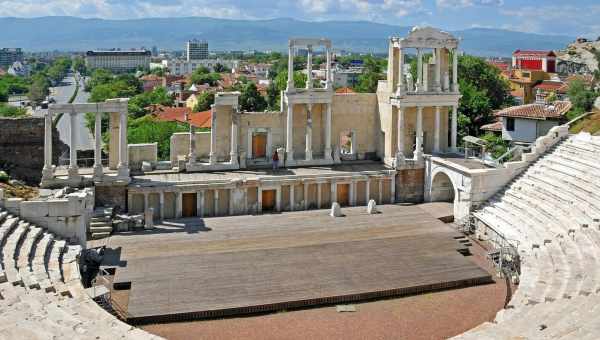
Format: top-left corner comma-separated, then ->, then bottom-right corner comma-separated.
378,178 -> 383,205
415,106 -> 424,161
331,182 -> 337,204
317,183 -> 322,209
350,180 -> 356,206
93,111 -> 103,179
42,112 -> 53,180
214,189 -> 220,217
276,188 -> 282,212
290,184 -> 295,211
365,179 -> 370,204
197,190 -> 205,217
453,49 -> 459,92
143,192 -> 149,212
396,107 -> 405,162
257,187 -> 263,214
434,106 -> 441,154
175,192 -> 182,218
325,47 -> 332,89
230,113 -> 238,166
68,111 -> 79,177
390,175 -> 396,204
303,182 -> 309,210
228,189 -> 234,216
435,48 -> 442,92
286,102 -> 294,162
324,103 -> 332,160
159,192 -> 165,220
188,118 -> 196,163
417,48 -> 423,92
397,47 -> 404,95
306,46 -> 313,89
117,111 -> 129,177
305,104 -> 313,161
287,44 -> 295,91
451,105 -> 458,152
209,104 -> 217,165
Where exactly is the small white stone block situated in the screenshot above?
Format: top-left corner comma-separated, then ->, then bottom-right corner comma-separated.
20,201 -> 50,218
141,161 -> 153,172
330,202 -> 342,217
367,199 -> 378,214
145,208 -> 154,230
47,199 -> 70,217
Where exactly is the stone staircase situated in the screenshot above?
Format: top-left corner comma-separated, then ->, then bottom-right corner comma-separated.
89,207 -> 114,240
0,207 -> 163,339
452,133 -> 600,339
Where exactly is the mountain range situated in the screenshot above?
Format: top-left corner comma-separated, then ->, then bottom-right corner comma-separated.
0,16 -> 575,57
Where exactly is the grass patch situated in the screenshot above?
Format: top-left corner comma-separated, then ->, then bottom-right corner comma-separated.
570,110 -> 600,135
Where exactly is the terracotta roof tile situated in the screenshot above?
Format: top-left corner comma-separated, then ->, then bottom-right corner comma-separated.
335,87 -> 355,94
495,101 -> 571,120
151,105 -> 211,128
513,50 -> 556,57
480,121 -> 502,132
534,81 -> 565,92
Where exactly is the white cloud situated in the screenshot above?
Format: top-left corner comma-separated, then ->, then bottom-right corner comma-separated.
436,0 -> 503,8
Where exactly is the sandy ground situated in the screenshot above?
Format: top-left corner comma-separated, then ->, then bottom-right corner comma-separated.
141,238 -> 508,340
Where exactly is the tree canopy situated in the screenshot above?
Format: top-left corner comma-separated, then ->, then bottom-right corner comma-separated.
354,56 -> 383,93
239,82 -> 267,112
567,79 -> 598,119
192,92 -> 215,112
128,86 -> 173,118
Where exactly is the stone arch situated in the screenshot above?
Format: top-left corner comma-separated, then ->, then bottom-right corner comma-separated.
430,170 -> 456,203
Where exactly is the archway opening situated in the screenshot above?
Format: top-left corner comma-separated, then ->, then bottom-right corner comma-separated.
431,172 -> 455,203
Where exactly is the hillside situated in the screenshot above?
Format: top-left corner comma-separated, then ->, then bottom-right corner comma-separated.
556,40 -> 600,73
0,16 -> 574,56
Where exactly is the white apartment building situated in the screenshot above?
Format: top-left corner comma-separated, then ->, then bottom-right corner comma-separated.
165,59 -> 240,76
85,50 -> 151,73
186,40 -> 209,61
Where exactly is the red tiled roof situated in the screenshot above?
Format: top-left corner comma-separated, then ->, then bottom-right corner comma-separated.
481,120 -> 502,132
488,61 -> 509,71
513,50 -> 556,57
335,87 -> 355,94
534,81 -> 565,92
495,101 -> 571,120
151,106 -> 211,128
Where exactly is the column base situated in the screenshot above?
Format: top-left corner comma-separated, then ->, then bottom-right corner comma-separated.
92,165 -> 103,181
230,153 -> 238,166
305,150 -> 312,161
394,152 -> 406,169
41,167 -> 54,181
67,166 -> 80,178
209,153 -> 217,165
324,148 -> 333,160
117,166 -> 130,178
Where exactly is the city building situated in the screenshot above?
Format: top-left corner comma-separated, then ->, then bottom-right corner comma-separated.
85,50 -> 151,73
0,48 -> 23,68
494,101 -> 571,143
165,59 -> 239,76
512,50 -> 557,73
7,61 -> 30,77
534,80 -> 567,104
186,39 -> 209,61
505,68 -> 551,104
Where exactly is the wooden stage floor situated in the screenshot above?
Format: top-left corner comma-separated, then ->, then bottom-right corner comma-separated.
98,203 -> 492,323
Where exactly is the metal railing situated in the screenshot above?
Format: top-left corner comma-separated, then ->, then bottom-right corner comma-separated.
467,215 -> 521,278
91,268 -> 131,321
486,145 -> 532,168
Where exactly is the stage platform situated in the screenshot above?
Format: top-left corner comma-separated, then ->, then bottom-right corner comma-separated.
98,203 -> 492,324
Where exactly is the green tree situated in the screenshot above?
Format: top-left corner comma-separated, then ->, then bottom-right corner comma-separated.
567,79 -> 598,119
72,56 -> 87,75
266,81 -> 279,110
0,103 -> 27,117
213,63 -> 230,73
127,115 -> 191,160
190,71 -> 220,86
86,69 -> 114,91
192,92 -> 215,112
28,75 -> 50,105
239,82 -> 267,112
355,56 -> 382,93
481,132 -> 509,159
128,86 -> 174,118
274,70 -> 307,91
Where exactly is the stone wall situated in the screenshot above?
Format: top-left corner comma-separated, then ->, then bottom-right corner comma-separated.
395,166 -> 425,203
0,117 -> 66,185
94,184 -> 127,212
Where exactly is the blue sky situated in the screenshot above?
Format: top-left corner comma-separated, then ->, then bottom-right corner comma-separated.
1,0 -> 599,37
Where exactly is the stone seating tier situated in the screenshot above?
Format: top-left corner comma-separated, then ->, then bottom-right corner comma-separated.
452,135 -> 600,339
0,207 -> 164,340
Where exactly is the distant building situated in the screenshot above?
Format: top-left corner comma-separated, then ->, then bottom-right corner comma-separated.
186,40 -> 209,61
512,50 -> 556,73
0,48 -> 23,68
85,50 -> 151,73
534,80 -> 567,104
332,67 -> 363,88
165,59 -> 240,76
7,61 -> 30,77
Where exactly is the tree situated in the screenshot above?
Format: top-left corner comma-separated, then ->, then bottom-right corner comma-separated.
481,132 -> 509,159
213,63 -> 230,73
239,82 -> 267,112
127,115 -> 190,160
274,70 -> 306,91
0,104 -> 26,117
193,92 -> 215,112
355,56 -> 383,93
86,69 -> 114,91
266,81 -> 279,110
190,71 -> 220,86
72,56 -> 87,75
567,79 -> 597,119
28,75 -> 50,105
128,86 -> 174,118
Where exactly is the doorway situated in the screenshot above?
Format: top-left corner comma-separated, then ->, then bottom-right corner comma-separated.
337,183 -> 350,207
182,193 -> 197,217
252,132 -> 268,159
262,189 -> 276,212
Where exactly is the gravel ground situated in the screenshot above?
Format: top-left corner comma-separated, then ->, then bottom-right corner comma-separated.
141,238 -> 508,340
